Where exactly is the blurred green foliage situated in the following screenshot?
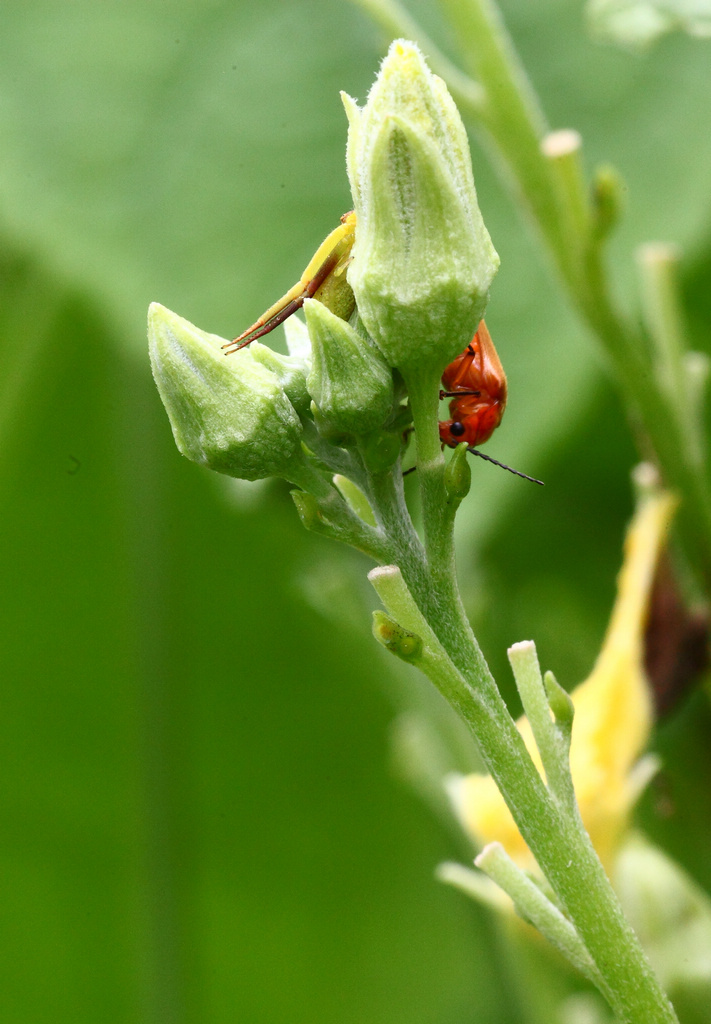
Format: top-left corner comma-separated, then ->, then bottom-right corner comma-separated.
0,1 -> 709,1022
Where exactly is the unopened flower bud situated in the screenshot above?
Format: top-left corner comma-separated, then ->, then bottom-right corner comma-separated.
305,298 -> 394,436
148,303 -> 303,481
343,40 -> 499,379
444,443 -> 472,505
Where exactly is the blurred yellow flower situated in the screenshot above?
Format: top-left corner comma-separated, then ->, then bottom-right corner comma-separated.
449,490 -> 677,872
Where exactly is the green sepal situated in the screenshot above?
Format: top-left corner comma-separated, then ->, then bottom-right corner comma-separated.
310,401 -> 354,448
283,315 -> 312,360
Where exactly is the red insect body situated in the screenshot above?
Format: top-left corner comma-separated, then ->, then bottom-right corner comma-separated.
438,321 -> 507,448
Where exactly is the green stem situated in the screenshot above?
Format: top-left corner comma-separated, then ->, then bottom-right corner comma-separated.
437,0 -> 568,272
579,272 -> 711,591
371,566 -> 677,1023
406,371 -> 459,597
475,842 -> 607,993
365,460 -> 434,607
507,642 -> 575,811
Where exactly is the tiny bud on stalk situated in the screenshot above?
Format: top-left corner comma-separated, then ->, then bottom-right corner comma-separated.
444,443 -> 472,504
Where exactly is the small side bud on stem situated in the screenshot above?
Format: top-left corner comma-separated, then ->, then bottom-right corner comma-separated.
591,163 -> 625,241
372,610 -> 423,663
444,443 -> 472,506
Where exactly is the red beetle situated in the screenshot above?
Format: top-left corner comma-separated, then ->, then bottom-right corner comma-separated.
438,322 -> 542,484
438,320 -> 507,448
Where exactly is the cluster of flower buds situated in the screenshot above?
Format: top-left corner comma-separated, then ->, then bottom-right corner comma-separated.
149,291 -> 407,488
149,40 -> 499,490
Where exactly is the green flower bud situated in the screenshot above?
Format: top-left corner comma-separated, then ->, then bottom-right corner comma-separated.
444,442 -> 472,505
148,303 -> 303,481
342,40 -> 499,378
310,401 -> 352,448
304,298 -> 394,436
543,670 -> 575,728
249,341 -> 311,415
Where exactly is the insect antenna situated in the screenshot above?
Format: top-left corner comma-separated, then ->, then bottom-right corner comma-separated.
467,447 -> 544,485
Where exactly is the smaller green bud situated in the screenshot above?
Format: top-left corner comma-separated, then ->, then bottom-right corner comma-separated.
444,443 -> 472,505
343,40 -> 499,378
591,163 -> 625,241
249,341 -> 311,415
291,489 -> 321,531
543,670 -> 575,727
305,298 -> 394,436
148,303 -> 302,481
372,610 -> 423,663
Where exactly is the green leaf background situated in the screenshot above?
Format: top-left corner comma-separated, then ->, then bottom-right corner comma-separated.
1,1 -> 710,1021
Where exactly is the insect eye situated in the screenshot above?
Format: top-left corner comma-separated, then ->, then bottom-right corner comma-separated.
450,421 -> 466,437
